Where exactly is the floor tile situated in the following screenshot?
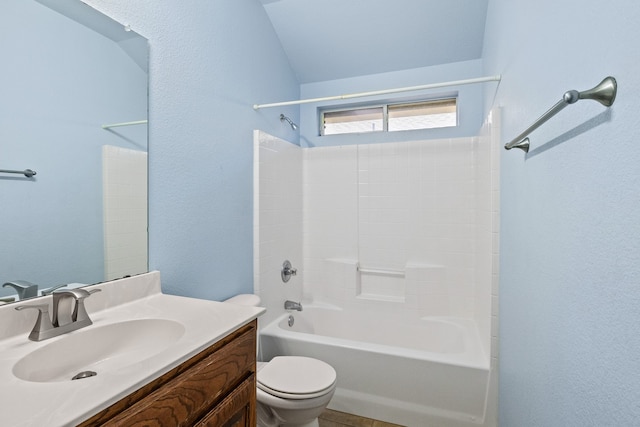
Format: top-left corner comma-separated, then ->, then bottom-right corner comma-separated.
319,409 -> 404,427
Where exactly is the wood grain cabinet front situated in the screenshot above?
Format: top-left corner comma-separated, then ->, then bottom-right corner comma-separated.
196,374 -> 256,427
79,320 -> 257,427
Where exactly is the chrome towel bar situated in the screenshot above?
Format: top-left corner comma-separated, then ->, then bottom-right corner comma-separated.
505,76 -> 617,153
0,169 -> 36,178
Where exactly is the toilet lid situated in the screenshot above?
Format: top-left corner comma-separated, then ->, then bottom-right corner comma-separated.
257,356 -> 336,399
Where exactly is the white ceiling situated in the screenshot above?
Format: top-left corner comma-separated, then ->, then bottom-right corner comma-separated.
261,0 -> 489,84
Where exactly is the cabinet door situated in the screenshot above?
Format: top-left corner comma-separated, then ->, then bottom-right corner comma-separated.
197,374 -> 256,427
95,323 -> 256,427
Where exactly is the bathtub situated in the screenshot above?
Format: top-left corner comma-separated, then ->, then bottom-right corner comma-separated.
259,305 -> 490,427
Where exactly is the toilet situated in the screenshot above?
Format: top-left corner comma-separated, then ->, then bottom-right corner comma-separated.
225,294 -> 337,427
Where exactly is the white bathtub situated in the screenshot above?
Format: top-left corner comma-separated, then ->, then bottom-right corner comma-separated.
259,305 -> 491,427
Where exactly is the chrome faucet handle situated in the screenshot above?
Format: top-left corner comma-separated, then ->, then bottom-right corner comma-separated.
281,260 -> 298,283
15,303 -> 55,341
72,289 -> 101,323
3,281 -> 39,300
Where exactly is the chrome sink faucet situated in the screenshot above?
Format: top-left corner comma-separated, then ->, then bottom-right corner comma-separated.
15,288 -> 100,341
284,300 -> 303,311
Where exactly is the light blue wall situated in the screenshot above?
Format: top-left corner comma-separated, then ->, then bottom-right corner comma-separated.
299,59 -> 489,147
483,0 -> 640,425
84,0 -> 299,301
0,0 -> 146,293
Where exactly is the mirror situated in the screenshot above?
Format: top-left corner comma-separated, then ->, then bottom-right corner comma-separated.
0,0 -> 148,303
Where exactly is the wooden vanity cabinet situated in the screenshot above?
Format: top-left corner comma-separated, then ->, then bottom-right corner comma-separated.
78,320 -> 257,427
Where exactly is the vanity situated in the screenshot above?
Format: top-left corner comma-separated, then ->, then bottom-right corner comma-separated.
0,272 -> 264,426
80,320 -> 256,426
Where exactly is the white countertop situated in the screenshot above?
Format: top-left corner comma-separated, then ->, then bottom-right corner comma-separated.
0,271 -> 264,426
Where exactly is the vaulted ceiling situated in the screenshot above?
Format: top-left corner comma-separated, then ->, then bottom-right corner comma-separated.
261,0 -> 489,83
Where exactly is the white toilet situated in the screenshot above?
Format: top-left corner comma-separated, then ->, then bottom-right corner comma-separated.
225,294 -> 337,427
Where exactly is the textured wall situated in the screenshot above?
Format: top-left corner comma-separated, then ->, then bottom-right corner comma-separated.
483,0 -> 640,425
83,0 -> 300,300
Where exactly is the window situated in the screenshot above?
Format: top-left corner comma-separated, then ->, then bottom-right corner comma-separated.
323,107 -> 384,135
321,98 -> 457,136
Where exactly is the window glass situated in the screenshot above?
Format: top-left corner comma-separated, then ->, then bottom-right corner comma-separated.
322,107 -> 383,135
321,98 -> 456,136
388,99 -> 456,131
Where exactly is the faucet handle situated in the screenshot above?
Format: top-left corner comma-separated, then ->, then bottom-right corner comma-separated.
15,303 -> 55,341
73,289 -> 100,323
281,260 -> 298,283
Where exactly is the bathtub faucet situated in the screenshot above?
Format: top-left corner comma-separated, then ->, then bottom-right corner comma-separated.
284,300 -> 303,311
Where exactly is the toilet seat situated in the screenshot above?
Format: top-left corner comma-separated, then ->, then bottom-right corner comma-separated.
257,356 -> 337,400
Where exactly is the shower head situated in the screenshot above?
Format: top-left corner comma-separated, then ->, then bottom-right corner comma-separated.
280,114 -> 298,130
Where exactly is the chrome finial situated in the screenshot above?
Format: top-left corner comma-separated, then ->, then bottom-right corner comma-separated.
578,76 -> 617,107
504,137 -> 530,153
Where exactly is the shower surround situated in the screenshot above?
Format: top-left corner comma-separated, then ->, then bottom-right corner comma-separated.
253,110 -> 499,425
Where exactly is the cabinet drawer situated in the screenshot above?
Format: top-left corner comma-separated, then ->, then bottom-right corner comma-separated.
196,373 -> 256,427
100,323 -> 256,427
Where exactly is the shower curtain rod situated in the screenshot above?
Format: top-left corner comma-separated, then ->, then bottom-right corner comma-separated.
252,75 -> 501,110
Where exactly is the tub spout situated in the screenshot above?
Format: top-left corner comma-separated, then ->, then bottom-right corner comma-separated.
284,300 -> 303,311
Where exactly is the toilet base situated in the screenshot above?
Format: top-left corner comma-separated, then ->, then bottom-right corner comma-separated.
281,420 -> 319,427
257,419 -> 318,427
257,398 -> 327,427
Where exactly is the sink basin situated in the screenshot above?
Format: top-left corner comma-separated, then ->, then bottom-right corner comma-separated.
13,318 -> 185,383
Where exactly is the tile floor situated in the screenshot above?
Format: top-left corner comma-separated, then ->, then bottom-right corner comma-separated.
318,409 -> 404,427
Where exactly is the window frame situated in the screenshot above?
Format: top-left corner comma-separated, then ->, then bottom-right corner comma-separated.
319,97 -> 458,136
